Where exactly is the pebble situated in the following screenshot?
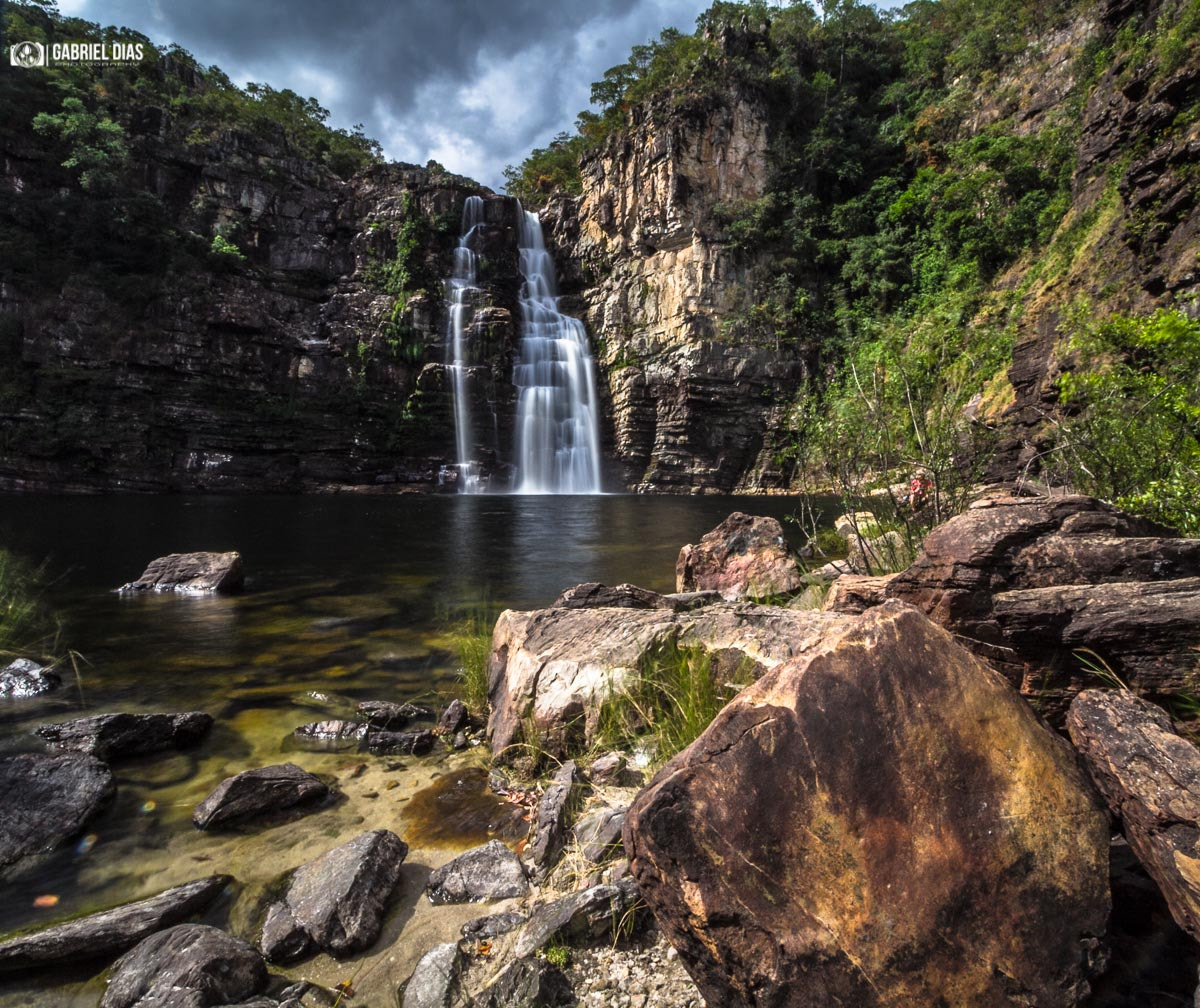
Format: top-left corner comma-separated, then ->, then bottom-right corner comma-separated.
564,929 -> 702,1008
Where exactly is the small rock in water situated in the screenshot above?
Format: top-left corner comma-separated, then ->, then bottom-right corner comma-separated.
368,728 -> 434,756
0,753 -> 115,879
193,763 -> 329,830
118,551 -> 243,593
260,829 -> 408,963
427,840 -> 529,905
290,719 -> 369,752
0,658 -> 61,699
36,711 -> 213,760
0,875 -> 231,972
357,699 -> 431,729
100,924 -> 267,1008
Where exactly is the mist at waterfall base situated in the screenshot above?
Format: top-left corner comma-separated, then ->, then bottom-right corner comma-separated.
445,197 -> 603,495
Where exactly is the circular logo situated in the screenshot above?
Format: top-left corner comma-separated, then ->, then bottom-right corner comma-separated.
10,41 -> 45,68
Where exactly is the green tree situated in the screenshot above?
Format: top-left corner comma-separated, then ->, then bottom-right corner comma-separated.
32,95 -> 129,193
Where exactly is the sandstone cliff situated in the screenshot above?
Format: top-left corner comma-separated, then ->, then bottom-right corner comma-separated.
544,95 -> 805,494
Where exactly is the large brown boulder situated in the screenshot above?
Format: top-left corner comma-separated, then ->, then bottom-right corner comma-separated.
676,512 -> 805,600
885,493 -> 1200,719
486,597 -> 846,758
624,601 -> 1110,1008
1067,689 -> 1200,943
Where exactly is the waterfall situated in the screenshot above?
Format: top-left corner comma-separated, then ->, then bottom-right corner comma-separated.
446,195 -> 485,493
513,207 -> 603,494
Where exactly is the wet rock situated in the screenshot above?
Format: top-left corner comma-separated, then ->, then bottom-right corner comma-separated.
886,493 -> 1200,719
821,573 -> 898,614
512,880 -> 642,958
427,840 -> 529,905
290,720 -> 369,752
488,599 -> 845,759
101,924 -> 268,1008
473,956 -> 574,1007
574,806 -> 626,864
0,658 -> 60,699
436,698 -> 469,735
37,711 -> 213,760
357,700 -> 430,730
0,752 -> 115,878
675,512 -> 805,601
402,942 -> 468,1008
118,551 -> 244,593
528,760 -> 576,882
461,912 -> 527,941
1068,689 -> 1200,942
261,829 -> 408,963
367,728 -> 435,755
624,601 -> 1110,1008
193,763 -> 329,830
553,582 -> 682,611
0,875 -> 231,972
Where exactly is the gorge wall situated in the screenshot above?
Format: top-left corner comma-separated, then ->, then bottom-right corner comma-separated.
544,95 -> 805,494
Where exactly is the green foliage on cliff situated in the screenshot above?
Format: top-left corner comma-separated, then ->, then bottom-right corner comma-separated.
1,0 -> 383,294
1051,308 -> 1200,534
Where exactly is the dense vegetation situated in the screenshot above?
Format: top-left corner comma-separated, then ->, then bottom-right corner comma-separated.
505,0 -> 1200,533
1,0 -> 381,297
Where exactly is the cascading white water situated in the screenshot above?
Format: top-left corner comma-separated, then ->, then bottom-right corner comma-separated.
446,195 -> 485,493
513,207 -> 603,494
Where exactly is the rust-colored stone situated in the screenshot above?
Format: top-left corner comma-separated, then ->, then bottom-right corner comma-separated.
625,601 -> 1110,1008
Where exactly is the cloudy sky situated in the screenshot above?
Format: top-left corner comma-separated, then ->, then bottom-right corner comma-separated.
57,0 -> 899,190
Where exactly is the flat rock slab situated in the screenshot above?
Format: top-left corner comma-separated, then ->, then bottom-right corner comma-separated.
357,700 -> 430,729
1068,689 -> 1200,942
193,763 -> 329,830
552,582 -> 683,611
427,840 -> 529,905
487,600 -> 850,759
119,551 -> 244,593
261,829 -> 408,963
0,658 -> 60,699
402,942 -> 467,1008
624,601 -> 1110,1008
676,512 -> 805,600
367,728 -> 434,755
37,711 -> 212,760
101,924 -> 267,1008
512,880 -> 641,959
0,752 -> 115,878
0,875 -> 231,972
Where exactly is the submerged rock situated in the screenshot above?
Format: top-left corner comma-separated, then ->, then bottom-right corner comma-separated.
0,752 -> 115,878
290,719 -> 369,752
624,601 -> 1110,1007
0,875 -> 231,972
101,923 -> 267,1008
118,551 -> 244,593
36,711 -> 212,760
367,728 -> 435,755
1068,689 -> 1200,943
427,840 -> 529,905
260,829 -> 408,963
675,512 -> 805,601
193,763 -> 329,830
0,658 -> 60,699
357,699 -> 430,729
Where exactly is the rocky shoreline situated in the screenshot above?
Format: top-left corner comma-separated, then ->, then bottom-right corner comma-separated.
2,491 -> 1200,1006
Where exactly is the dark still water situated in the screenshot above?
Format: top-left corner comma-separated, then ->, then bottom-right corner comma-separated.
0,492 -> 827,974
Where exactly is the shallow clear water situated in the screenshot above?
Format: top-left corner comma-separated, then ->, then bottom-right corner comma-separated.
0,493 -> 824,1000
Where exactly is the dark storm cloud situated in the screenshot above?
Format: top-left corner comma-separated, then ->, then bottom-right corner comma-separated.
60,0 -> 716,187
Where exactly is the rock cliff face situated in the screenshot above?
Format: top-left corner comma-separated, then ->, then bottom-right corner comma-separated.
544,96 -> 805,493
0,99 -> 528,492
